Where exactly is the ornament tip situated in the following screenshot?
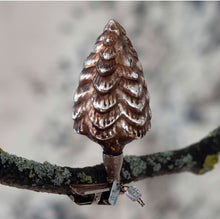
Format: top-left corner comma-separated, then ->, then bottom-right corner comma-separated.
107,18 -> 118,24
104,19 -> 125,36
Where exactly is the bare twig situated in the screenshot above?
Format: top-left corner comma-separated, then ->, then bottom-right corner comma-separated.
0,126 -> 219,205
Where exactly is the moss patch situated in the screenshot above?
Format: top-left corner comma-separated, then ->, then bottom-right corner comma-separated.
77,172 -> 93,184
29,172 -> 36,178
199,154 -> 219,174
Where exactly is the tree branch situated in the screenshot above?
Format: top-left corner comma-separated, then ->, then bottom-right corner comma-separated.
0,126 -> 219,205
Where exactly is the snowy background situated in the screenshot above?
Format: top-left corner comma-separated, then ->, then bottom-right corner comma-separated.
0,2 -> 220,219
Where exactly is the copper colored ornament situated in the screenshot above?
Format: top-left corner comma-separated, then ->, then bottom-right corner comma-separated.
73,19 -> 151,185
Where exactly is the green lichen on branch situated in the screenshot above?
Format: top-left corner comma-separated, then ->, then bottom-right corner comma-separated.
174,154 -> 196,170
0,150 -> 72,194
124,155 -> 146,177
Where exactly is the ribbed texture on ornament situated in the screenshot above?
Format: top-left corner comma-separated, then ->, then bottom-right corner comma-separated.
73,19 -> 151,155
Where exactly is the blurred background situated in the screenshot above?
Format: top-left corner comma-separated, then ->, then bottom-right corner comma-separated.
0,1 -> 220,219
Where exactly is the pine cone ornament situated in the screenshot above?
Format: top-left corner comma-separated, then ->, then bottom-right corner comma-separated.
73,19 -> 151,157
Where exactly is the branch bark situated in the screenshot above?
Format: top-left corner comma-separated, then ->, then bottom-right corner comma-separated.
0,126 -> 219,205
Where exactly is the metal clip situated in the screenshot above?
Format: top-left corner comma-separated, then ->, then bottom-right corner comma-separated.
69,183 -> 111,205
70,183 -> 110,196
108,180 -> 120,205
